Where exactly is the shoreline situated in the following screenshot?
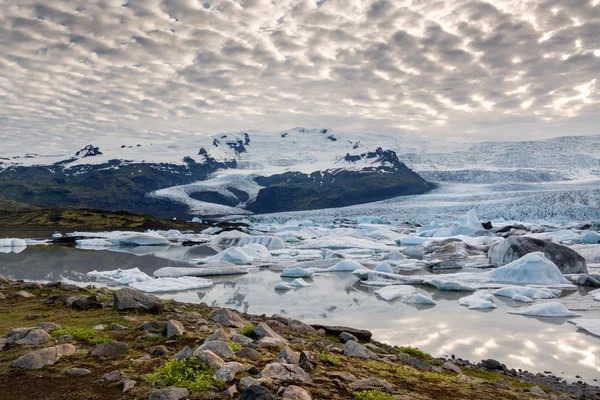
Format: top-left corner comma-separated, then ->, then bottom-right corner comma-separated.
1,277 -> 598,399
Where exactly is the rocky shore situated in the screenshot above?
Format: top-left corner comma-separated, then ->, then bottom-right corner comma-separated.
0,277 -> 598,400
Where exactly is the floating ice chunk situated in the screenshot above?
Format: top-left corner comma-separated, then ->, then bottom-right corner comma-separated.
511,294 -> 534,303
569,319 -> 600,337
325,260 -> 364,272
130,277 -> 213,293
0,238 -> 27,248
211,235 -> 285,250
153,265 -> 251,278
297,236 -> 393,251
413,294 -> 437,305
492,286 -> 560,299
383,250 -> 407,261
458,291 -> 496,309
240,243 -> 271,258
490,252 -> 570,285
201,226 -> 222,235
276,233 -> 301,243
52,233 -> 63,238
191,217 -> 203,223
109,232 -> 169,246
510,302 -> 581,317
275,278 -> 310,290
197,247 -> 254,265
374,261 -> 394,274
280,267 -> 314,278
459,209 -> 484,231
375,285 -> 415,301
396,237 -> 427,246
427,279 -> 475,291
87,268 -> 152,285
76,239 -> 115,247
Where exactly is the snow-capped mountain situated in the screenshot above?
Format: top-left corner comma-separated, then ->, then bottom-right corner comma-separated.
1,128 -> 599,219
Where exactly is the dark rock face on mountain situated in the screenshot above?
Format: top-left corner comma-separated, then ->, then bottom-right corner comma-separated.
75,145 -> 102,158
247,165 -> 434,213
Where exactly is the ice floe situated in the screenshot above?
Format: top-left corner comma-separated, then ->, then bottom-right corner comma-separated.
280,267 -> 315,278
87,268 -> 152,285
569,319 -> 600,337
0,238 -> 27,253
274,278 -> 311,290
196,247 -> 254,265
509,302 -> 581,318
130,277 -> 213,293
153,264 -> 252,278
492,286 -> 560,299
211,234 -> 286,249
458,291 -> 497,309
374,285 -> 436,305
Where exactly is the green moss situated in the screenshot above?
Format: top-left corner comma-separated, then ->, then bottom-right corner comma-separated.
460,367 -> 539,390
228,342 -> 242,352
238,324 -> 255,338
51,327 -> 111,345
146,356 -> 225,392
319,352 -> 341,365
354,390 -> 396,400
397,346 -> 431,360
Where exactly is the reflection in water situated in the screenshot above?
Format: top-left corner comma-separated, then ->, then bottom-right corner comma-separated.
2,245 -> 600,382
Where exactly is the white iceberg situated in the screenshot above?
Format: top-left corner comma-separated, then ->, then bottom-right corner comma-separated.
492,286 -> 560,299
275,278 -> 311,290
153,265 -> 252,278
87,268 -> 152,285
511,293 -> 534,303
280,267 -> 314,278
324,259 -> 364,272
374,261 -> 394,273
374,285 -> 436,305
458,291 -> 496,309
240,243 -> 271,258
196,247 -> 254,265
76,239 -> 115,248
0,238 -> 27,252
509,302 -> 581,317
489,252 -> 570,285
109,232 -> 170,246
130,277 -> 213,293
427,279 -> 475,291
569,319 -> 600,337
211,235 -> 286,250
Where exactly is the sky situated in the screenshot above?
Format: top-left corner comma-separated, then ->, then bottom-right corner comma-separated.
0,0 -> 599,153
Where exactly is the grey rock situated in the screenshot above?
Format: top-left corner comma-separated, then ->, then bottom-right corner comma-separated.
11,344 -> 77,370
167,320 -> 185,338
36,322 -> 61,332
65,367 -> 91,376
349,377 -> 394,392
442,361 -> 462,374
480,358 -> 504,371
339,332 -> 358,343
4,327 -> 33,343
258,337 -> 287,349
404,358 -> 429,370
67,295 -> 102,310
310,324 -> 372,341
13,290 -> 35,298
90,341 -> 129,357
232,333 -> 253,344
238,376 -> 275,391
196,340 -> 234,359
21,282 -> 43,289
237,347 -> 263,361
149,345 -> 169,356
209,308 -> 247,328
214,361 -> 244,382
122,379 -> 136,392
282,385 -> 312,400
15,328 -> 51,346
174,345 -> 193,360
240,385 -> 276,400
138,321 -> 168,333
289,320 -> 316,335
110,323 -> 129,331
277,346 -> 300,365
193,349 -> 226,369
259,362 -> 312,383
271,314 -> 292,325
0,292 -> 5,300
147,387 -> 190,400
343,340 -> 379,360
224,384 -> 238,398
93,324 -> 106,331
299,351 -> 319,372
254,323 -> 286,342
488,236 -> 587,274
179,311 -> 202,321
206,328 -> 229,342
114,288 -> 163,314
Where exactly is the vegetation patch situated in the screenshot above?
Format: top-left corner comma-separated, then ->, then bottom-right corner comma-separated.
228,342 -> 242,352
460,367 -> 538,390
238,324 -> 256,338
51,327 -> 111,345
354,390 -> 396,400
397,346 -> 432,360
146,356 -> 225,392
319,352 -> 341,365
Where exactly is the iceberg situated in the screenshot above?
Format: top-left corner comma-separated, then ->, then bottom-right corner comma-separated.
196,247 -> 254,265
324,260 -> 364,272
458,291 -> 496,309
492,286 -> 560,299
274,278 -> 311,290
211,235 -> 286,250
76,239 -> 115,247
280,267 -> 315,278
511,293 -> 534,303
239,243 -> 271,258
427,279 -> 475,291
373,261 -> 394,273
87,268 -> 152,285
153,265 -> 252,278
509,302 -> 581,317
374,285 -> 436,305
108,232 -> 169,246
130,277 -> 213,293
568,319 -> 600,337
489,252 -> 570,285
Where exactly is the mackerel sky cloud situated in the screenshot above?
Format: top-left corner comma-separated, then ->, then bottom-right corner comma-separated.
0,0 -> 599,153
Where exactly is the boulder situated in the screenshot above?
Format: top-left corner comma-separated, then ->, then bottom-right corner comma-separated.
206,328 -> 230,342
209,308 -> 247,328
196,340 -> 234,359
13,291 -> 35,298
102,370 -> 128,382
67,295 -> 102,310
343,340 -> 379,360
240,385 -> 276,400
174,345 -> 193,360
349,377 -> 394,392
488,236 -> 587,274
214,361 -> 244,382
138,321 -> 168,333
282,385 -> 312,400
114,288 -> 163,314
277,346 -> 300,365
254,323 -> 287,342
259,362 -> 312,383
167,320 -> 185,338
149,345 -> 169,356
90,341 -> 129,357
147,387 -> 189,400
479,358 -> 504,371
299,351 -> 319,372
289,320 -> 316,335
310,324 -> 372,342
14,328 -> 51,346
11,344 -> 76,370
65,368 -> 91,376
339,332 -> 358,344
193,349 -> 226,369
237,347 -> 263,361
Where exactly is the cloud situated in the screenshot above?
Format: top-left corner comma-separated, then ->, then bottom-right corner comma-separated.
0,0 -> 599,153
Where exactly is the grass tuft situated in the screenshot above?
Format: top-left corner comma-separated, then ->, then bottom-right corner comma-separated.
51,327 -> 111,345
354,390 -> 396,400
319,352 -> 341,365
146,356 -> 225,392
397,346 -> 431,359
228,342 -> 242,352
238,324 -> 256,338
